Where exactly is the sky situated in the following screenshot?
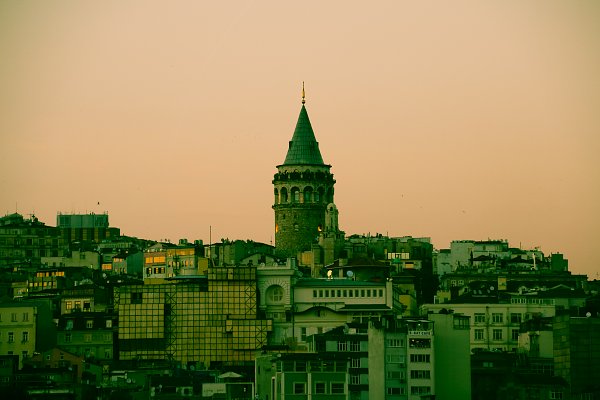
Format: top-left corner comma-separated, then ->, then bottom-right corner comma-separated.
1,1 -> 599,277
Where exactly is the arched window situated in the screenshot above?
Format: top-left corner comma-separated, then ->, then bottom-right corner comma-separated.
267,285 -> 284,304
274,188 -> 279,205
280,188 -> 288,203
317,187 -> 325,203
303,187 -> 313,203
291,187 -> 300,203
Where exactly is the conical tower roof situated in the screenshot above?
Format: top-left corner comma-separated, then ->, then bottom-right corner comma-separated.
283,104 -> 325,165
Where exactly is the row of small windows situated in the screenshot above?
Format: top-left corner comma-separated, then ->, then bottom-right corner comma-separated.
337,341 -> 362,352
0,312 -> 29,322
0,331 -> 28,343
294,382 -> 344,395
274,187 -> 333,205
474,328 -> 520,341
473,312 -> 534,324
313,288 -> 384,299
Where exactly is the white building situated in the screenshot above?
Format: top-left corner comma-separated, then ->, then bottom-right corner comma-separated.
420,302 -> 555,353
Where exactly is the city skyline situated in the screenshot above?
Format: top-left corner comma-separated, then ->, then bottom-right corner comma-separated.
1,1 -> 599,277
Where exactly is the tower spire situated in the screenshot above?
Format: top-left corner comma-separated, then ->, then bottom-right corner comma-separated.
302,81 -> 305,104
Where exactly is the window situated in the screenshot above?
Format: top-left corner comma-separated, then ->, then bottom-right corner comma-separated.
268,286 -> 284,302
387,354 -> 405,364
131,292 -> 143,304
493,329 -> 503,341
410,370 -> 431,379
474,329 -> 484,341
409,338 -> 431,348
474,313 -> 485,323
388,339 -> 403,347
483,361 -> 494,368
550,391 -> 563,400
350,341 -> 360,352
315,382 -> 326,394
366,289 -> 371,297
22,332 -> 28,342
351,374 -> 360,385
387,387 -> 405,395
66,301 -> 72,310
8,332 -> 14,343
11,313 -> 17,322
379,289 -> 384,297
84,334 -> 92,343
22,313 -> 29,322
86,320 -> 93,329
104,350 -> 111,359
300,327 -> 307,341
387,370 -> 405,380
293,383 -> 306,394
65,333 -> 72,343
510,313 -> 522,324
492,313 -> 503,324
338,341 -> 347,351
410,354 -> 430,363
331,383 -> 344,394
313,290 -> 317,298
106,320 -> 112,328
411,386 -> 431,395
351,358 -> 360,368
511,329 -> 520,341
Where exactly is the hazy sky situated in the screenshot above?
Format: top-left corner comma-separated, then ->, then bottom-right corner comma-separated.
1,1 -> 599,277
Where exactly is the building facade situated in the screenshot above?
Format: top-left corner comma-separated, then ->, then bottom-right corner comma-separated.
115,267 -> 272,369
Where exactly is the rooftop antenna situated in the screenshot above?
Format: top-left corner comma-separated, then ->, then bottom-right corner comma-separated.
301,82 -> 305,104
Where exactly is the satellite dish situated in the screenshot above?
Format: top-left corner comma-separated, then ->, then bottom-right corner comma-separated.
490,286 -> 495,291
347,270 -> 354,278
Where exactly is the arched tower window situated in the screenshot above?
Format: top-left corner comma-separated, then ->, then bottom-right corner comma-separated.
303,187 -> 313,203
291,187 -> 300,203
317,187 -> 325,203
274,188 -> 279,205
280,187 -> 288,203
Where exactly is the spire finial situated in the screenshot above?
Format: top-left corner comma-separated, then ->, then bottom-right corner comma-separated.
301,81 -> 305,104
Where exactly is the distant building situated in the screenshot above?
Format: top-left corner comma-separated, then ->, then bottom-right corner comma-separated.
256,352 -> 350,400
0,301 -> 56,368
56,212 -> 120,244
421,303 -> 556,353
0,213 -> 65,269
56,312 -> 115,362
553,315 -> 600,398
115,266 -> 272,368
